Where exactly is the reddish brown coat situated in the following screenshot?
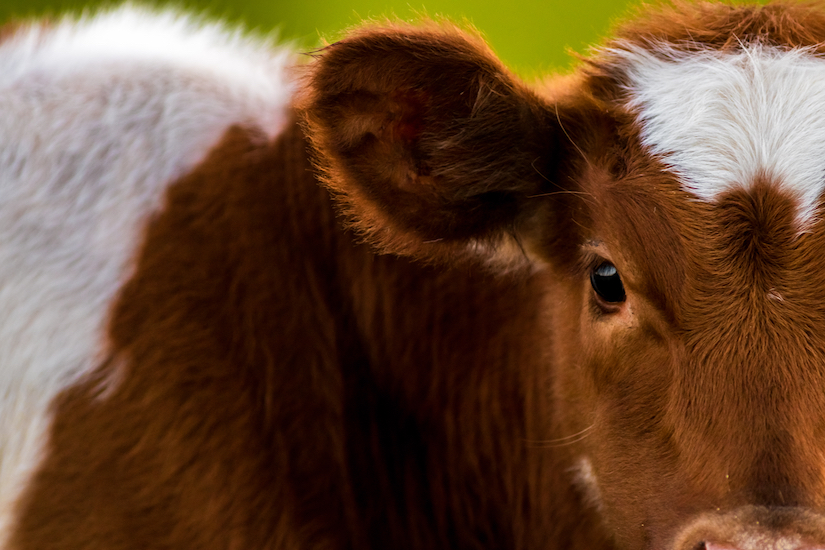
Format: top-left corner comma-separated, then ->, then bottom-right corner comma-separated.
9,2 -> 825,550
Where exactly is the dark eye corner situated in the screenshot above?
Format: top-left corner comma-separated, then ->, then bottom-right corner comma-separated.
590,261 -> 626,311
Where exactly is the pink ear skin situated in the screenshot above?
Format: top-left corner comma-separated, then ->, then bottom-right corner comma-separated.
301,23 -> 601,264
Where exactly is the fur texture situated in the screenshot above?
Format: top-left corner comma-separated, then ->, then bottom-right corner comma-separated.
9,3 -> 825,550
615,42 -> 825,227
0,5 -> 291,548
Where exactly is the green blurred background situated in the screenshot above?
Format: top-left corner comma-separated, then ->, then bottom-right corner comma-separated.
0,0 -> 643,77
0,0 -> 775,76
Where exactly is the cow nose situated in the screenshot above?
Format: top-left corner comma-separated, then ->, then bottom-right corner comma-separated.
704,543 -> 825,550
672,507 -> 825,550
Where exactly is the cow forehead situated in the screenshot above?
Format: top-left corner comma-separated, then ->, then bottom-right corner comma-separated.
613,42 -> 825,227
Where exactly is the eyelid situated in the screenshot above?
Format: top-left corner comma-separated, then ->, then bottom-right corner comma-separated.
578,244 -> 614,275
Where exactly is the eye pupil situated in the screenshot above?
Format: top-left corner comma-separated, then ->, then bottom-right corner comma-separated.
590,262 -> 626,304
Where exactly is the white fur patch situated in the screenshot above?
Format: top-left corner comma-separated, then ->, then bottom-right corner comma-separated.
571,456 -> 603,512
0,6 -> 292,544
614,42 -> 825,225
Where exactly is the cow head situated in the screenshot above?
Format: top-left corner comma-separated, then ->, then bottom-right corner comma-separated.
302,3 -> 825,549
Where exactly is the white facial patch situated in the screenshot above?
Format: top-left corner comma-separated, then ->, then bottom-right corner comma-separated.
0,6 -> 292,544
571,456 -> 604,512
614,42 -> 825,225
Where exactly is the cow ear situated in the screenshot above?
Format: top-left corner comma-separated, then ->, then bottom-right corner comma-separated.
302,24 -> 596,264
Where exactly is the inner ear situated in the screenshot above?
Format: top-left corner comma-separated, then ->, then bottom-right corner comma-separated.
357,87 -> 436,193
387,90 -> 428,148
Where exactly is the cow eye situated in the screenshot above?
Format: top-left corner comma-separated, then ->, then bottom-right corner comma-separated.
590,262 -> 626,304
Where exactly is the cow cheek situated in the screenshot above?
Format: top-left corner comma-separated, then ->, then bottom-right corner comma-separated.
560,291 -> 682,548
595,344 -> 684,548
544,273 -> 597,454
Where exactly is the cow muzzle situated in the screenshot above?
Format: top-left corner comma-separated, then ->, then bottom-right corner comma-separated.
671,507 -> 825,550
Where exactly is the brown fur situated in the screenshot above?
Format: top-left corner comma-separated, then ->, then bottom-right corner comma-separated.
301,2 -> 825,549
616,0 -> 825,52
13,2 -> 825,550
10,120 -> 605,549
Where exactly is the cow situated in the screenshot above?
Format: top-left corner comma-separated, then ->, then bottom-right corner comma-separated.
3,1 -> 825,549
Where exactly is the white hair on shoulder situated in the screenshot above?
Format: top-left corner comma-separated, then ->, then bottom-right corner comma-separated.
0,5 -> 293,544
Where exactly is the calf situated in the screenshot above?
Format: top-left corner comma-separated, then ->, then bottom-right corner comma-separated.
2,2 -> 825,550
